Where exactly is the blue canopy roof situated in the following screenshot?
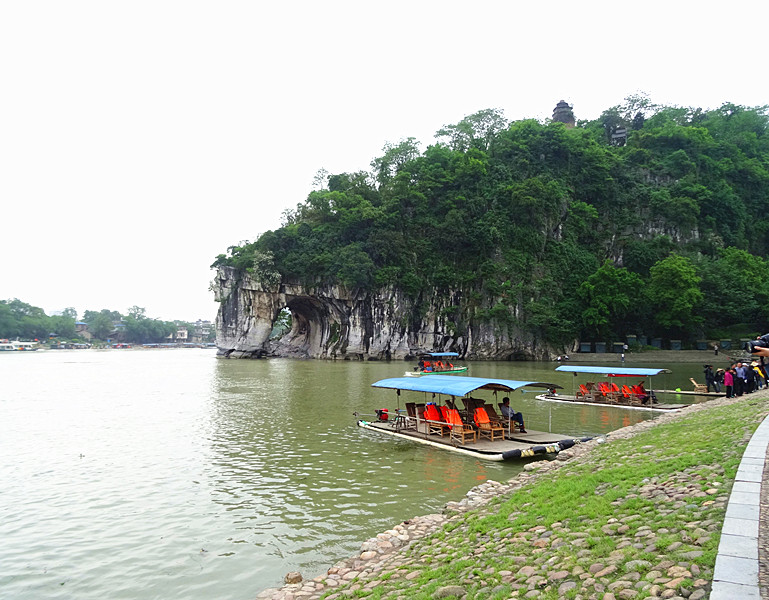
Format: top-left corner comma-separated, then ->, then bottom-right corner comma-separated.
371,375 -> 559,396
555,365 -> 670,376
419,352 -> 459,357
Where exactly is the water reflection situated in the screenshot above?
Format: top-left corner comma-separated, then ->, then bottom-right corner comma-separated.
203,357 -> 677,590
205,359 -> 524,589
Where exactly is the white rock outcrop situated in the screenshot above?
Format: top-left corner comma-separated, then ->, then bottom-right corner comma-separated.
213,266 -> 553,360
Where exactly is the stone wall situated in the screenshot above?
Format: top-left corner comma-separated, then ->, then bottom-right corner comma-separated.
213,266 -> 553,360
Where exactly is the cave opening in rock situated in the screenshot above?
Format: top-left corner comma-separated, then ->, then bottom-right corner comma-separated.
270,296 -> 328,357
269,308 -> 293,341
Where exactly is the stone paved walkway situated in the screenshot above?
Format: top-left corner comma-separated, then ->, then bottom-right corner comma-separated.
710,410 -> 769,599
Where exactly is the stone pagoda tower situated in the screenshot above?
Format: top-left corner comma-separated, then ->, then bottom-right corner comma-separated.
552,100 -> 575,128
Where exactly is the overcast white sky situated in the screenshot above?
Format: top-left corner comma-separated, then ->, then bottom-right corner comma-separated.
1,1 -> 766,322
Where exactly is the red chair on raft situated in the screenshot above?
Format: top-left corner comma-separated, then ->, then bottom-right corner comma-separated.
444,408 -> 476,444
473,407 -> 505,442
423,403 -> 450,437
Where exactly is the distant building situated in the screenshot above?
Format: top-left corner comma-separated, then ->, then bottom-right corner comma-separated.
165,324 -> 189,344
552,100 -> 575,128
611,126 -> 628,146
75,321 -> 93,340
112,321 -> 127,342
192,320 -> 213,343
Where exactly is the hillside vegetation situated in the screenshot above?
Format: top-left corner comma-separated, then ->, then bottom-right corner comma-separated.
214,97 -> 769,347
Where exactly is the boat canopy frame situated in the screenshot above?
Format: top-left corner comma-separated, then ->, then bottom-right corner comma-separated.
555,365 -> 671,377
554,364 -> 671,400
372,375 -> 561,397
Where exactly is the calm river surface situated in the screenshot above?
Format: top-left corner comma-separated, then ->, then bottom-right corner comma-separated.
0,349 -> 710,599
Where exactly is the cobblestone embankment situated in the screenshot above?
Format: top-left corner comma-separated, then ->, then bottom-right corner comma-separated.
256,391 -> 768,600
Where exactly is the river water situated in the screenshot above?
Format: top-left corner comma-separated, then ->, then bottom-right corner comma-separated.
0,349 -> 710,599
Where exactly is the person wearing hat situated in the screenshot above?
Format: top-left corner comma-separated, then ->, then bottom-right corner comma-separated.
703,365 -> 718,393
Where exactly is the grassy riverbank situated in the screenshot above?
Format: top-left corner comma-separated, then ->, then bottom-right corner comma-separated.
316,390 -> 769,599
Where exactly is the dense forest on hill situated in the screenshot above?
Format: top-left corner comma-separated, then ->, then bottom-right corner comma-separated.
213,97 -> 769,347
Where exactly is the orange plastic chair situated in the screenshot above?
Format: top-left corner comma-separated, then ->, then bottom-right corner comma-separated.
473,407 -> 504,441
424,404 -> 450,437
445,408 -> 476,444
597,382 -> 618,402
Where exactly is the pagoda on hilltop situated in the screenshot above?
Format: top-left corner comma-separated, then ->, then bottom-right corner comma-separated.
552,100 -> 575,128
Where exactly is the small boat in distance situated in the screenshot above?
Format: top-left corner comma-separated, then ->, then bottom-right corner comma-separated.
0,339 -> 40,351
357,375 -> 589,461
405,352 -> 467,376
537,365 -> 693,411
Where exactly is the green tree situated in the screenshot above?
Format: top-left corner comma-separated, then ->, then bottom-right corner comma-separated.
89,311 -> 117,340
697,247 -> 769,329
332,243 -> 376,289
128,306 -> 146,320
83,309 -> 122,324
123,315 -> 176,343
0,301 -> 20,338
371,138 -> 421,185
577,260 -> 643,340
645,255 -> 703,338
435,108 -> 509,152
4,299 -> 48,339
50,314 -> 76,339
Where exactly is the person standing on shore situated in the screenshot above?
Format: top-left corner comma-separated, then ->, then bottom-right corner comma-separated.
724,367 -> 734,398
714,343 -> 719,356
704,365 -> 718,393
734,362 -> 747,396
746,362 -> 757,393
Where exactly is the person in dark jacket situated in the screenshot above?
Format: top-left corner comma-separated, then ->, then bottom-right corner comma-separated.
501,397 -> 526,433
746,362 -> 756,393
704,365 -> 719,393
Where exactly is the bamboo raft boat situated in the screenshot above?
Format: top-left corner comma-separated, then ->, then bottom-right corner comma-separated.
537,365 -> 693,412
359,375 -> 591,461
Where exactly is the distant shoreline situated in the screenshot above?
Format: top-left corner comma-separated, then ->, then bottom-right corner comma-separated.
559,349 -> 746,364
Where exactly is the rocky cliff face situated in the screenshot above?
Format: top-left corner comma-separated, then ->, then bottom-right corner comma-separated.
213,266 -> 554,360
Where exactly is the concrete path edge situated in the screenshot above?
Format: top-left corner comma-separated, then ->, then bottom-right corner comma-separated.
710,415 -> 769,600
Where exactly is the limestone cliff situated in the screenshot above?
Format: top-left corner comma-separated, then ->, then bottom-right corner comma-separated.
213,267 -> 554,360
